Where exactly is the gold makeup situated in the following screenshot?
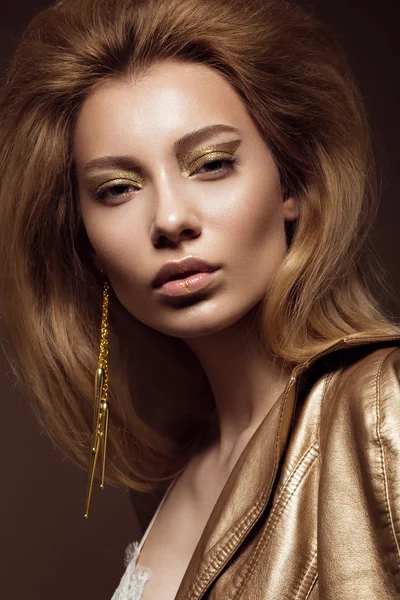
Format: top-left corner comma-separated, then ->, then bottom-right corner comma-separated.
178,139 -> 242,177
86,170 -> 146,194
85,138 -> 242,200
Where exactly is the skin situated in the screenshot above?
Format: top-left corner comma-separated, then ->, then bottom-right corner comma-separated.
74,59 -> 300,598
74,59 -> 299,477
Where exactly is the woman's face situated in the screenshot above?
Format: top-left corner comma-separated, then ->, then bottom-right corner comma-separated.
74,59 -> 298,338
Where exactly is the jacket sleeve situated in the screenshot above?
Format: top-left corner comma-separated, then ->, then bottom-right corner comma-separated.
318,346 -> 400,599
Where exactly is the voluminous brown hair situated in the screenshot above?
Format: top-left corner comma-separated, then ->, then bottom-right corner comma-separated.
0,0 -> 398,491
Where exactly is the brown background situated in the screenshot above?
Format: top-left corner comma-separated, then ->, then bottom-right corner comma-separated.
1,1 -> 399,599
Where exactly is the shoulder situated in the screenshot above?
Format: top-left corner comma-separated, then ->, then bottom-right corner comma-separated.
323,343 -> 400,425
319,342 -> 400,512
316,342 -> 400,593
318,342 -> 400,472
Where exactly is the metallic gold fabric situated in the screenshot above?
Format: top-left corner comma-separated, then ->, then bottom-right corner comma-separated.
174,331 -> 400,599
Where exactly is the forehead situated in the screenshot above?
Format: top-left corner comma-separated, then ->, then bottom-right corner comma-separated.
73,60 -> 257,161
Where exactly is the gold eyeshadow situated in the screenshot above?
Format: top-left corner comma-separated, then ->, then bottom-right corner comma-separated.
84,139 -> 242,199
178,140 -> 242,176
86,170 -> 146,192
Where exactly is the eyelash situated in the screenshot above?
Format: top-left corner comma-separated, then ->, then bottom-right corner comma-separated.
93,156 -> 240,205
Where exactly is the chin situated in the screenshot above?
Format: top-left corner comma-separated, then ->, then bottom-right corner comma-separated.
142,300 -> 261,340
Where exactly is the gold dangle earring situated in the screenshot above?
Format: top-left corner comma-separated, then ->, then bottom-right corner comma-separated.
84,276 -> 110,519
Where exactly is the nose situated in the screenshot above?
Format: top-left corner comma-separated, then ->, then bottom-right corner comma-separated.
150,176 -> 202,248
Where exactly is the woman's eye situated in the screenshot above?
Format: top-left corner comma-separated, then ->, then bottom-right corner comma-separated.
194,156 -> 239,176
94,182 -> 140,204
92,157 -> 239,204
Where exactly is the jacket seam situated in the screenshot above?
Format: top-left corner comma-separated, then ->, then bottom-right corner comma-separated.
268,442 -> 320,529
232,441 -> 320,599
187,377 -> 298,599
229,374 -> 334,599
293,547 -> 318,600
229,443 -> 318,599
187,506 -> 261,598
304,571 -> 318,600
376,347 -> 400,571
270,372 -> 332,494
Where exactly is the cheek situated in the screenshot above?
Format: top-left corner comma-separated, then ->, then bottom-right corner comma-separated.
81,203 -> 148,283
224,176 -> 288,293
222,175 -> 285,250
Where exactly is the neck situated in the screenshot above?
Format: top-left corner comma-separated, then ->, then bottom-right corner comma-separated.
183,303 -> 291,467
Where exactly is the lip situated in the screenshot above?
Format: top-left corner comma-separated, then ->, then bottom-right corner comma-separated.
158,270 -> 219,297
152,256 -> 220,288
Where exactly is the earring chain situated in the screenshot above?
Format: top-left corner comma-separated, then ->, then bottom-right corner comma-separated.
84,279 -> 110,518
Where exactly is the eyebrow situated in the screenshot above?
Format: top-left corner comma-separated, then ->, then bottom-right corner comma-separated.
81,124 -> 242,174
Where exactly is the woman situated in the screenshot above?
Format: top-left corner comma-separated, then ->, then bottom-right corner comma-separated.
0,0 -> 399,598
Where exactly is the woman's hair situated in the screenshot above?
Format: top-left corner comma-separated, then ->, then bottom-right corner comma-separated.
0,0 -> 398,491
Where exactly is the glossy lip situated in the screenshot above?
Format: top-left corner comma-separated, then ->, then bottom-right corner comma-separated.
152,256 -> 220,288
158,270 -> 219,297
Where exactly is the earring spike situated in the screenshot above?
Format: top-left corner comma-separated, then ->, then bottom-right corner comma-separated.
84,279 -> 110,518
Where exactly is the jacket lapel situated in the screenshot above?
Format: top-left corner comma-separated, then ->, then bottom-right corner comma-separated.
175,331 -> 400,600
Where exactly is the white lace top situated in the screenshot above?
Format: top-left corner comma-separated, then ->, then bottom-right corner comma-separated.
111,477 -> 178,600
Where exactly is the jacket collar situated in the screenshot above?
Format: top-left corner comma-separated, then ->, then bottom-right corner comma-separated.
176,330 -> 400,600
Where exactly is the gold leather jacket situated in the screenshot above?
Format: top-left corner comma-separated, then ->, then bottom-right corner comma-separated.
174,331 -> 400,599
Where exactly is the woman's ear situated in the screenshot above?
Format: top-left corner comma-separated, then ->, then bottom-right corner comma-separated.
283,195 -> 299,221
